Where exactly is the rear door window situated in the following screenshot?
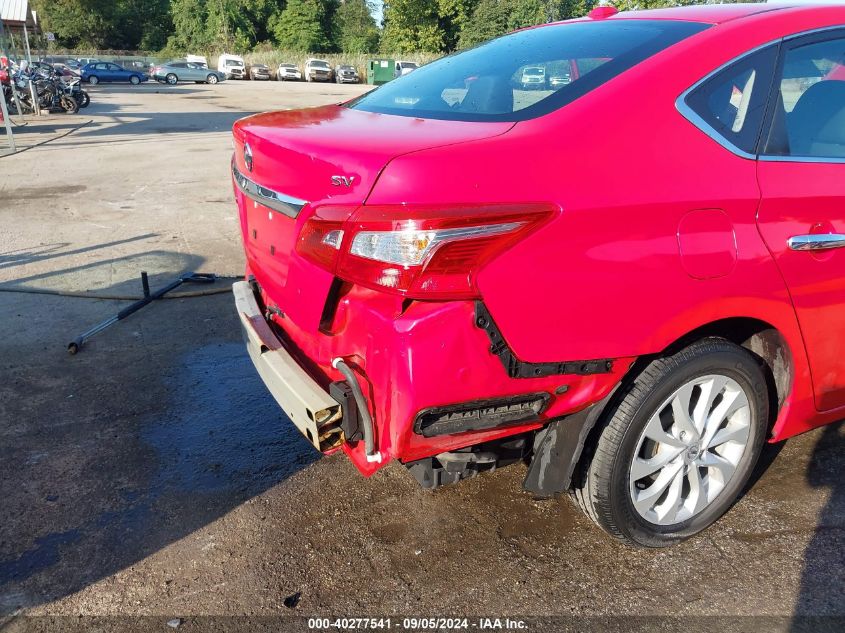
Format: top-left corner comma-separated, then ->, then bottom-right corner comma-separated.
350,20 -> 709,122
762,34 -> 845,159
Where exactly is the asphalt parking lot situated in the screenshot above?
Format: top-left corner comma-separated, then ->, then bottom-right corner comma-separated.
0,80 -> 843,629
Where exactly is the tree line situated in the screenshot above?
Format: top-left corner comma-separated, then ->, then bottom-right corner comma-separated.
30,1 -> 716,55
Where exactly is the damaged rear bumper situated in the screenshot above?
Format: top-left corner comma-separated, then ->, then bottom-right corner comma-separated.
233,280 -> 345,451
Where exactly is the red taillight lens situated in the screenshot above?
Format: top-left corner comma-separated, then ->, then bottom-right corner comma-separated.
296,203 -> 557,300
295,206 -> 349,270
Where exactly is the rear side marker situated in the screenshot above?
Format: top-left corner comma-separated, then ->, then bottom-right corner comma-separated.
474,302 -> 613,378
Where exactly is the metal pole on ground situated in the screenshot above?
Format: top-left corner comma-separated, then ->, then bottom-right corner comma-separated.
0,20 -> 16,151
22,25 -> 31,65
27,78 -> 39,115
0,87 -> 15,153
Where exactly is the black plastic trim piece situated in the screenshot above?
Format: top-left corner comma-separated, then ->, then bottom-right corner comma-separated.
329,380 -> 362,442
523,387 -> 618,497
474,302 -> 613,378
413,392 -> 550,438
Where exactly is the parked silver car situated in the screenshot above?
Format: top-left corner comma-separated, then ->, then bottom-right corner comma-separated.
249,64 -> 271,81
152,61 -> 226,85
334,64 -> 360,84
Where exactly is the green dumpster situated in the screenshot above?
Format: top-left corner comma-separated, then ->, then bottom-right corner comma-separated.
367,58 -> 395,85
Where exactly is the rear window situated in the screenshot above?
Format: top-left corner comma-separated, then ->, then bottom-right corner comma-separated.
349,20 -> 708,122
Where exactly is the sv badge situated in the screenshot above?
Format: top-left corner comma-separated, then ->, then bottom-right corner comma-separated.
331,175 -> 356,187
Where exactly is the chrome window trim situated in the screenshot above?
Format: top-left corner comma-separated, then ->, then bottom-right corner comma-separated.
759,154 -> 845,164
674,39 -> 778,161
783,24 -> 845,42
675,94 -> 757,160
675,25 -> 845,163
231,159 -> 308,218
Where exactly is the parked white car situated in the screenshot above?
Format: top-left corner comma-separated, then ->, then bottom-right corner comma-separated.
394,60 -> 419,78
217,53 -> 246,79
276,63 -> 302,81
304,58 -> 332,82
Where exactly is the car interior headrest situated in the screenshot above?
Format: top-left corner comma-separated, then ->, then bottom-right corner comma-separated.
788,80 -> 845,158
461,75 -> 514,114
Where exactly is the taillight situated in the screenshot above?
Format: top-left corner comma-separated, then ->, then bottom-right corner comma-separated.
296,203 -> 556,299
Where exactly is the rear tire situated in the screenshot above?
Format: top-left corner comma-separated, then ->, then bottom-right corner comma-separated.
78,91 -> 90,108
571,338 -> 768,547
60,95 -> 79,114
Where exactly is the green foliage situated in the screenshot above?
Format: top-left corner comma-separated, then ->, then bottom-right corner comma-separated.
31,0 -> 171,50
380,0 -> 443,54
335,0 -> 380,54
436,0 -> 477,52
457,0 -> 509,49
31,0 -> 720,56
270,0 -> 333,53
167,0 -> 287,53
459,0 -> 603,49
167,0 -> 212,51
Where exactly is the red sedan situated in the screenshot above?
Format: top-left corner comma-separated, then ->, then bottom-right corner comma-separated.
231,3 -> 845,547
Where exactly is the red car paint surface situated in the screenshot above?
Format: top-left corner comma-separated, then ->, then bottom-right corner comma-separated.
232,4 -> 845,476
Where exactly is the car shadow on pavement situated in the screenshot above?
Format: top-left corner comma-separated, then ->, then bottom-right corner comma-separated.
0,235 -> 156,272
0,250 -> 317,613
791,421 -> 845,631
74,111 -> 256,139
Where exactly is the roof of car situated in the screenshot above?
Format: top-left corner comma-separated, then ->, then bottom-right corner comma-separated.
606,3 -> 811,24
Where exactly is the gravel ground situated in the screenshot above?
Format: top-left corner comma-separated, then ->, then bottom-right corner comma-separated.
0,80 -> 842,631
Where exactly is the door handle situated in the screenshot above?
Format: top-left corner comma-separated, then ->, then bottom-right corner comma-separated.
787,234 -> 845,251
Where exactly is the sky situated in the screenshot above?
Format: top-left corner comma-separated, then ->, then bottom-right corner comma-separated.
370,0 -> 384,26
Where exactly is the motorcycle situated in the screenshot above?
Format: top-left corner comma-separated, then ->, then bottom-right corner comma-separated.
6,64 -> 81,114
61,75 -> 90,108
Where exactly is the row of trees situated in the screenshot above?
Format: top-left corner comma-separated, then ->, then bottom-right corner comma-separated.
30,1 -> 715,55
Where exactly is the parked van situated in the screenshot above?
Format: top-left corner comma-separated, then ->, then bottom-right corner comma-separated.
217,53 -> 246,79
186,54 -> 209,68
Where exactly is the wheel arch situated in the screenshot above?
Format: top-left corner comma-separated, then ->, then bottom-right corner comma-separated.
655,317 -> 793,427
530,316 -> 797,498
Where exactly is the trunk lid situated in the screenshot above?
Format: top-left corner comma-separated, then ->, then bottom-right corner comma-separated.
232,105 -> 512,205
232,105 -> 513,328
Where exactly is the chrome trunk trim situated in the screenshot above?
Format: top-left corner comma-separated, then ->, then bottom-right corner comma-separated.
231,159 -> 308,219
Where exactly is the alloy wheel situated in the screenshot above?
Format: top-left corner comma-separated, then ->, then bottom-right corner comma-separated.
628,374 -> 751,526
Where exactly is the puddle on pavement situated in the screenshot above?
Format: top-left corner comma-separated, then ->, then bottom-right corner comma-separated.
0,530 -> 82,585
